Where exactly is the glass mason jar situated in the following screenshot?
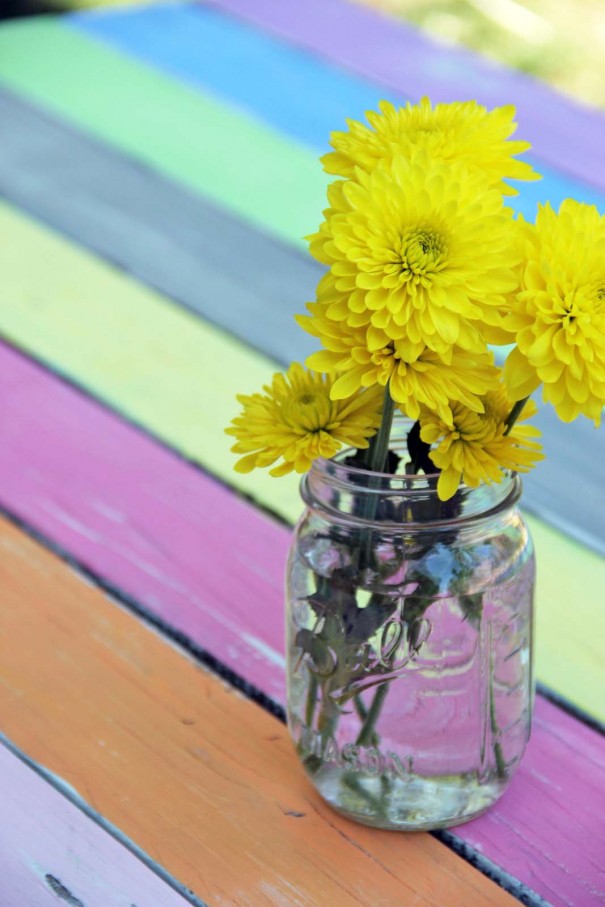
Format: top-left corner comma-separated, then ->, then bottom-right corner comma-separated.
285,429 -> 535,831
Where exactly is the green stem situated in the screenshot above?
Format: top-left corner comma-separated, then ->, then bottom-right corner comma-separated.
353,693 -> 379,747
355,682 -> 390,747
504,396 -> 529,436
357,384 -> 396,572
305,672 -> 318,728
489,651 -> 507,781
364,383 -> 396,474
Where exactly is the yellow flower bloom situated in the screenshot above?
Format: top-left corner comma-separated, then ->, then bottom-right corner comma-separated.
504,200 -> 605,426
225,363 -> 383,476
299,304 -> 499,421
419,387 -> 544,501
307,152 -> 520,355
323,97 -> 539,194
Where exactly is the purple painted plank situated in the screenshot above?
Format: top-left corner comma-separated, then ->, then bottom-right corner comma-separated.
1,341 -> 604,906
0,742 -> 193,907
206,0 -> 605,192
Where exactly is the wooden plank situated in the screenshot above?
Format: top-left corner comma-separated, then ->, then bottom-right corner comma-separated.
69,3 -> 391,152
0,88 -> 318,369
206,0 -> 605,192
0,742 -> 196,907
0,89 -> 602,553
0,16 -> 328,249
0,204 -> 603,719
0,517 -> 519,907
72,3 -> 605,219
0,343 -> 603,907
0,12 -> 603,255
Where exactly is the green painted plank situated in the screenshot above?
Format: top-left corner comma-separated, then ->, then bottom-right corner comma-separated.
0,200 -> 603,721
0,17 -> 328,249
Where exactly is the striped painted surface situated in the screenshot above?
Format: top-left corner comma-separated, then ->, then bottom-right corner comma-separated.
206,0 -> 605,189
72,3 -> 605,216
0,17 -> 327,247
0,203 -> 602,723
0,87 -> 602,553
0,517 -> 518,907
0,341 -> 603,906
0,88 -> 319,369
0,742 -> 195,907
0,2 -> 603,904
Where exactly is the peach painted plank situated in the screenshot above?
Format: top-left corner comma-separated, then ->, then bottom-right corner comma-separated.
0,343 -> 603,906
0,742 -> 195,907
0,517 -> 517,907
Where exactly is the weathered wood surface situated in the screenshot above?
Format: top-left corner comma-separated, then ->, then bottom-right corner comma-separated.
0,342 -> 604,907
0,17 -> 327,248
0,89 -> 603,553
1,11 -> 604,256
0,7 -> 602,904
73,3 -> 605,219
0,204 -> 603,718
0,88 -> 318,368
0,517 -> 519,907
0,742 -> 196,907
206,0 -> 605,190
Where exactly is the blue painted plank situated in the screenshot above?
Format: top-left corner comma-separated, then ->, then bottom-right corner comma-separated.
69,4 -> 396,152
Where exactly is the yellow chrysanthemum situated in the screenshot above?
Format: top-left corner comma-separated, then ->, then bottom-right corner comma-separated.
225,363 -> 383,476
504,200 -> 605,426
322,97 -> 539,195
298,304 -> 499,421
307,153 -> 520,355
419,387 -> 544,501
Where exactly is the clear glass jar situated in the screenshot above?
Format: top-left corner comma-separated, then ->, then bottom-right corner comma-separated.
285,431 -> 535,831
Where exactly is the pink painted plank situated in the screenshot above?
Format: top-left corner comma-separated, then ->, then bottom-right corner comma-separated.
0,742 -> 193,907
206,0 -> 605,192
1,341 -> 604,906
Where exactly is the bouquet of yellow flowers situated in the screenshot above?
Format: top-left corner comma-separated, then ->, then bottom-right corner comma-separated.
226,98 -> 605,831
228,97 -> 604,496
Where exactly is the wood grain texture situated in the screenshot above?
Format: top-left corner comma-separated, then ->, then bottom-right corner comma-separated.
71,3 -> 605,219
0,87 -> 602,554
206,0 -> 605,192
0,742 -> 196,907
0,16 -> 328,249
0,87 -> 318,369
0,517 -> 518,907
0,342 -> 604,907
0,204 -> 603,718
0,11 -> 603,259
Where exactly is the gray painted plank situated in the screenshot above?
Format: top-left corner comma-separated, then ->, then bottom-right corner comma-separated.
0,87 -> 318,367
0,87 -> 602,554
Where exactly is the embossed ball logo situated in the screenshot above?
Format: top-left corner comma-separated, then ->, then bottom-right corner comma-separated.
293,592 -> 431,705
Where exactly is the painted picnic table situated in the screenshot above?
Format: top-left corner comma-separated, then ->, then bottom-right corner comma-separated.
0,2 -> 603,905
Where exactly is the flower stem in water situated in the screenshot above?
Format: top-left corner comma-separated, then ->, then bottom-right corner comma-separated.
489,648 -> 507,780
355,682 -> 390,747
353,693 -> 379,747
305,672 -> 318,728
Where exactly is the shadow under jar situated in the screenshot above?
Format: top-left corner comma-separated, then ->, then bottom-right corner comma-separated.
286,434 -> 535,831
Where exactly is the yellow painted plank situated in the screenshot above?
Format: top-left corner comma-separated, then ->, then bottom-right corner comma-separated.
0,516 -> 517,906
0,200 -> 603,720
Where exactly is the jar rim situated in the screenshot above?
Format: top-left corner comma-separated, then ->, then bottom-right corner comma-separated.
302,451 -> 522,529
